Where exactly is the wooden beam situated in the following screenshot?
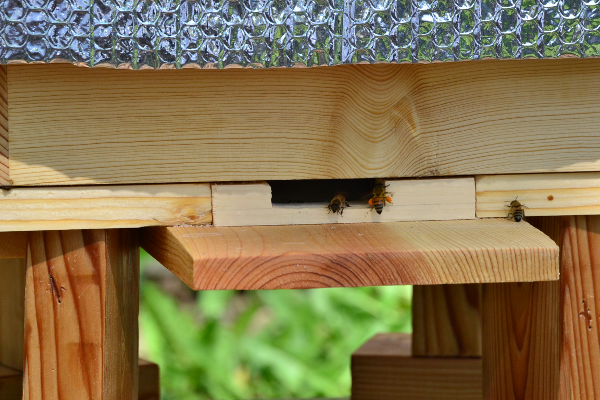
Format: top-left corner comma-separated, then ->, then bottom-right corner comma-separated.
0,258 -> 26,372
141,219 -> 558,290
8,58 -> 600,186
477,172 -> 600,218
0,364 -> 21,400
412,284 -> 481,357
23,230 -> 139,400
0,232 -> 25,258
0,184 -> 211,232
482,282 -> 560,400
212,178 -> 475,226
351,333 -> 482,399
0,66 -> 8,187
138,360 -> 160,400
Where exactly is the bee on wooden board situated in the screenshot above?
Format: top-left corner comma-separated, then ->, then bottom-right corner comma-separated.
327,192 -> 351,216
369,180 -> 393,215
507,197 -> 526,222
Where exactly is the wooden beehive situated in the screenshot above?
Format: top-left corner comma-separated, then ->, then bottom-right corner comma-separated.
1,57 -> 599,400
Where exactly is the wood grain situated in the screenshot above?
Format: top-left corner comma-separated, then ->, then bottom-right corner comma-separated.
351,333 -> 482,400
212,178 -> 475,226
8,58 -> 600,186
0,232 -> 25,258
0,258 -> 26,371
138,359 -> 159,400
477,173 -> 600,218
0,183 -> 211,232
0,66 -> 8,186
412,284 -> 482,357
23,230 -> 139,400
0,364 -> 21,400
482,281 -> 560,400
141,219 -> 559,290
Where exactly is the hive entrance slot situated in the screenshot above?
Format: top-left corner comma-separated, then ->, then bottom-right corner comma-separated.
268,179 -> 376,205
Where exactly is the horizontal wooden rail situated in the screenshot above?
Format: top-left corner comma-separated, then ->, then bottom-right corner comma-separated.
351,333 -> 482,399
7,58 -> 600,186
141,219 -> 558,290
477,172 -> 600,218
0,184 -> 211,232
213,178 -> 475,226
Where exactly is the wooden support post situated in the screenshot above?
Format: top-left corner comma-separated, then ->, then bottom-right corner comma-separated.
0,257 -> 26,400
482,281 -> 560,399
23,230 -> 140,400
412,284 -> 482,357
529,216 -> 600,399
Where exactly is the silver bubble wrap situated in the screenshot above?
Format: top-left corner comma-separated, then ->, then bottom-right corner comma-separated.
1,0 -> 600,68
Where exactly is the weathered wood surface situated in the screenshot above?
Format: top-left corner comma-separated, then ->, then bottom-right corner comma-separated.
0,66 -> 7,186
0,232 -> 26,258
138,360 -> 160,400
477,173 -> 600,218
351,333 -> 482,400
0,364 -> 21,400
8,59 -> 600,185
23,230 -> 139,400
0,258 -> 26,372
412,284 -> 482,357
141,219 -> 558,290
212,178 -> 475,226
482,282 -> 560,400
0,184 -> 211,232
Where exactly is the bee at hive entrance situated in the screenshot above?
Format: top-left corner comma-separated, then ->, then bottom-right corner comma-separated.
327,192 -> 351,216
369,179 -> 393,214
507,197 -> 526,222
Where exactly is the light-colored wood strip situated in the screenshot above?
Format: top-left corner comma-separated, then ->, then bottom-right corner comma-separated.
8,58 -> 600,186
138,359 -> 159,400
0,232 -> 26,258
212,178 -> 475,226
351,333 -> 482,400
0,65 -> 8,186
141,219 -> 558,290
412,284 -> 482,357
482,281 -> 560,400
476,172 -> 600,218
0,184 -> 211,232
23,230 -> 139,400
0,364 -> 22,400
0,258 -> 26,372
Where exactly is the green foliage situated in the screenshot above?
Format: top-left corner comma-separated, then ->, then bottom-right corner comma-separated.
139,251 -> 412,400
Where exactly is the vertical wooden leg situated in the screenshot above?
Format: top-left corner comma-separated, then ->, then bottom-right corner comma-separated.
0,257 -> 26,399
412,284 -> 482,357
23,230 -> 139,400
482,281 -> 560,400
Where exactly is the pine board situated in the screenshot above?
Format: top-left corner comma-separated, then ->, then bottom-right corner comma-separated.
141,219 -> 559,290
477,173 -> 600,218
212,178 -> 475,226
351,333 -> 482,400
0,184 -> 211,231
0,66 -> 7,186
8,59 -> 600,185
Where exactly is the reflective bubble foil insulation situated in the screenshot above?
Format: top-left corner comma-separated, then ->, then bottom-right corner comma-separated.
1,0 -> 599,68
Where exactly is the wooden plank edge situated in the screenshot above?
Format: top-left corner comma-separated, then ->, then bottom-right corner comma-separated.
0,184 -> 212,232
0,65 -> 8,187
212,178 -> 475,227
476,172 -> 600,218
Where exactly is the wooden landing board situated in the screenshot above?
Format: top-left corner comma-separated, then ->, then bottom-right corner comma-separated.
0,232 -> 25,258
141,219 -> 558,290
351,333 -> 482,400
8,58 -> 600,186
212,178 -> 475,226
477,172 -> 600,218
0,184 -> 211,231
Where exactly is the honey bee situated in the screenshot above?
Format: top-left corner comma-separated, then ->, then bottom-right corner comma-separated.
369,180 -> 392,214
327,192 -> 350,216
507,197 -> 526,222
